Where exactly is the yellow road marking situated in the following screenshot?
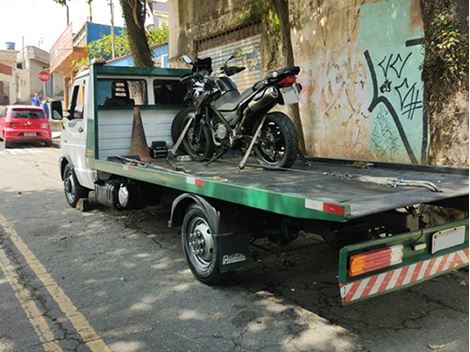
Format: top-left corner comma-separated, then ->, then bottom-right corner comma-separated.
0,213 -> 111,352
0,248 -> 63,352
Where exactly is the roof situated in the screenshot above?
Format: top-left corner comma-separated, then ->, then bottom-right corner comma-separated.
94,64 -> 189,77
8,105 -> 43,109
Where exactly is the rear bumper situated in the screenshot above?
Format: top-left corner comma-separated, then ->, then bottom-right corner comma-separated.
339,219 -> 469,304
4,129 -> 52,142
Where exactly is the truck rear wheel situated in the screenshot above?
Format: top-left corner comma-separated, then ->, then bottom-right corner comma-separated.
181,204 -> 223,284
63,164 -> 88,207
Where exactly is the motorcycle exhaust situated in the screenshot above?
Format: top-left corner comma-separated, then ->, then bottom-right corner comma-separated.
246,87 -> 279,114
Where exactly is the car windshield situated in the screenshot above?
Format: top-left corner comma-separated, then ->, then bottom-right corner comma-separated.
11,109 -> 45,119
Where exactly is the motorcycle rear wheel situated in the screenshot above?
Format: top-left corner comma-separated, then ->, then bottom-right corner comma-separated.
252,112 -> 298,169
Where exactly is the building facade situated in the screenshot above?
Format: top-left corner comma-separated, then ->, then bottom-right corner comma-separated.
0,48 -> 17,105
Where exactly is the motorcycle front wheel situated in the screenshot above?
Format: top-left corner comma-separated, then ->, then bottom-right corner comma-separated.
182,116 -> 215,161
252,112 -> 298,169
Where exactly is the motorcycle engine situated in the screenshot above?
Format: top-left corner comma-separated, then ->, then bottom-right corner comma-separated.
214,123 -> 228,144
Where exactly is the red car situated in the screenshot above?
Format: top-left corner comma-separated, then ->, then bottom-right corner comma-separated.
0,105 -> 52,148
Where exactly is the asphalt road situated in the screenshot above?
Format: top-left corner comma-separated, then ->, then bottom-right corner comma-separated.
0,144 -> 468,352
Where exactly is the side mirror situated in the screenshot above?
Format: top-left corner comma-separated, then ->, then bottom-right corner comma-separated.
50,100 -> 63,120
181,55 -> 193,65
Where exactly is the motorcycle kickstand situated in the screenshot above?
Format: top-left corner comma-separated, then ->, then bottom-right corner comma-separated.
237,115 -> 267,174
205,148 -> 227,166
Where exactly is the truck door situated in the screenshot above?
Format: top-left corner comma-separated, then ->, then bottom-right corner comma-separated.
62,78 -> 94,189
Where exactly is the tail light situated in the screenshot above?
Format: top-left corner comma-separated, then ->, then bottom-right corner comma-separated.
41,122 -> 49,129
349,244 -> 403,277
278,75 -> 296,87
5,121 -> 16,128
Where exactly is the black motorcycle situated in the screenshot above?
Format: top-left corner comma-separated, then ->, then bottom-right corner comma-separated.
171,49 -> 302,169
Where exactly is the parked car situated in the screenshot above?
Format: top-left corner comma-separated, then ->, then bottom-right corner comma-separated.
0,105 -> 52,148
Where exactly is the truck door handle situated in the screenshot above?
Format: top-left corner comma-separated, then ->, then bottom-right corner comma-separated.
77,126 -> 84,133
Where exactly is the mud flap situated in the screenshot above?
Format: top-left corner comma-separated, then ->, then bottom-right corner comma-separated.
216,231 -> 251,273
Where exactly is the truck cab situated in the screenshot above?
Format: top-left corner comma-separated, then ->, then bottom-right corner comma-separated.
52,64 -> 188,191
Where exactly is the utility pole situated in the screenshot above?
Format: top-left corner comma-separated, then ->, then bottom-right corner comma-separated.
66,4 -> 70,26
88,0 -> 93,22
109,0 -> 115,59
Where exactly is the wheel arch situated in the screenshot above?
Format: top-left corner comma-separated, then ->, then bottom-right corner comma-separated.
169,193 -> 219,233
59,156 -> 73,180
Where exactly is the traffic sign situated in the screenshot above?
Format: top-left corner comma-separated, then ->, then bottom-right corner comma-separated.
38,70 -> 50,82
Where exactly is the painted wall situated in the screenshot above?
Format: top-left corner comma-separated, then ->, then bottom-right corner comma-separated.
291,0 -> 426,163
170,0 -> 429,163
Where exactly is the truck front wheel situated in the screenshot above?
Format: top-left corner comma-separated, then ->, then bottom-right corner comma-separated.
63,164 -> 88,207
181,204 -> 223,285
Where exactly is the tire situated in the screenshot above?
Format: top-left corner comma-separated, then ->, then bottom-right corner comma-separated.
181,116 -> 214,161
44,140 -> 52,147
63,164 -> 89,207
4,140 -> 12,149
252,112 -> 298,169
171,107 -> 196,144
181,204 -> 223,285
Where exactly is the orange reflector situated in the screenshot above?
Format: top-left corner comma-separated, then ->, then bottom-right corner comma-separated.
349,245 -> 403,277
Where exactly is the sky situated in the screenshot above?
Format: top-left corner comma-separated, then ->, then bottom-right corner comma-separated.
0,0 -> 128,52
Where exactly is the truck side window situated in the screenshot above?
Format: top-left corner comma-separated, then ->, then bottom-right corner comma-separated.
69,84 -> 85,119
153,79 -> 186,104
97,79 -> 147,106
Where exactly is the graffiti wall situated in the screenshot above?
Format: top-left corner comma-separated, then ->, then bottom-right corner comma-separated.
291,0 -> 426,163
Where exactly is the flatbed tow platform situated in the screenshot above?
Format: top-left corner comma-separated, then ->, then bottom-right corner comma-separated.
90,155 -> 469,222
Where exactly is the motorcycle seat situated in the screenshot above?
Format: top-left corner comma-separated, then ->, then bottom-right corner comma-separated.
215,87 -> 254,111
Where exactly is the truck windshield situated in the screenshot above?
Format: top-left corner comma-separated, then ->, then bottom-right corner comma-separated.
97,79 -> 147,106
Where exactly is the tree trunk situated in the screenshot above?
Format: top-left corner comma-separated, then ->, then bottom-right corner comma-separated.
272,0 -> 306,153
120,0 -> 154,68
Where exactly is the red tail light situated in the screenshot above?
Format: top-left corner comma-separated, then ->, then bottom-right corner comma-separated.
349,245 -> 404,277
278,75 -> 296,87
5,121 -> 16,128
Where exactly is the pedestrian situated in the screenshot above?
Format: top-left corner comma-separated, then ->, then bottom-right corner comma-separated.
32,92 -> 40,107
42,98 -> 50,118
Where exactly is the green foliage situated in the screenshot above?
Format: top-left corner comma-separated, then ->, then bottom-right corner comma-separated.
428,10 -> 468,82
422,5 -> 468,111
87,25 -> 169,60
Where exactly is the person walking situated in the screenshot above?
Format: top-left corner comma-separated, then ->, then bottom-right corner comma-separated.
32,92 -> 40,107
41,98 -> 50,118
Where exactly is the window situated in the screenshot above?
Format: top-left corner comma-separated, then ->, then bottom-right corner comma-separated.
97,79 -> 147,106
69,84 -> 86,119
11,109 -> 45,119
153,79 -> 186,104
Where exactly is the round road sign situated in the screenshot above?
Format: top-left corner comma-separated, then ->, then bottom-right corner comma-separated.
38,70 -> 50,82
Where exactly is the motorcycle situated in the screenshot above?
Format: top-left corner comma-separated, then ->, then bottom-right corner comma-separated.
171,49 -> 302,170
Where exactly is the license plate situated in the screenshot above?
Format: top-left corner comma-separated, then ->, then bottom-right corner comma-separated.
431,226 -> 466,254
280,85 -> 299,105
24,132 -> 36,137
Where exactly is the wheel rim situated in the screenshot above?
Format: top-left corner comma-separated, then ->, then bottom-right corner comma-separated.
257,121 -> 286,165
185,216 -> 214,271
64,171 -> 76,203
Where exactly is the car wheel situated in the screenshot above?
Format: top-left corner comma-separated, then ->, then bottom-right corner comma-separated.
181,204 -> 225,285
44,140 -> 52,147
4,140 -> 12,149
63,164 -> 89,207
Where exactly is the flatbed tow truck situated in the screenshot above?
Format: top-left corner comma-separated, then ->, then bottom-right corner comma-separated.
51,64 -> 469,304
